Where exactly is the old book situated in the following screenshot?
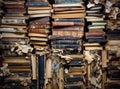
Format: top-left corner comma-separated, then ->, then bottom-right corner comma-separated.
0,24 -> 27,28
52,13 -> 86,18
55,0 -> 83,4
30,41 -> 47,45
28,9 -> 51,14
29,24 -> 50,29
26,2 -> 49,7
85,46 -> 103,50
1,32 -> 26,37
2,16 -> 29,19
29,29 -> 50,34
54,18 -> 84,22
1,18 -> 26,25
53,22 -> 84,26
54,7 -> 85,12
29,13 -> 51,18
28,33 -> 48,37
30,37 -> 48,41
54,10 -> 85,14
28,6 -> 51,10
88,25 -> 105,29
53,30 -> 83,37
53,3 -> 83,8
31,54 -> 37,80
85,32 -> 105,37
52,44 -> 80,49
0,28 -> 27,33
52,39 -> 81,44
53,26 -> 84,31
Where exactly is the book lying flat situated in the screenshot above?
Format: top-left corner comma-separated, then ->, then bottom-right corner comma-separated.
1,32 -> 26,37
52,13 -> 86,18
29,13 -> 51,18
53,3 -> 83,8
53,22 -> 84,26
28,33 -> 48,37
30,37 -> 48,41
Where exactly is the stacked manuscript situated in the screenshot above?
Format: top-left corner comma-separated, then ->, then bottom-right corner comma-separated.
0,0 -> 31,89
51,0 -> 86,89
26,0 -> 51,54
84,0 -> 106,89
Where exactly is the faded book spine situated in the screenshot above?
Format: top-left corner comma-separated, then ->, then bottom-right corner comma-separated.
53,22 -> 84,26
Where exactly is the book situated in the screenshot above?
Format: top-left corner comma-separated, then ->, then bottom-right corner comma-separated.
53,3 -> 83,8
28,33 -> 48,37
0,28 -> 27,33
54,18 -> 84,22
1,32 -> 26,37
28,9 -> 51,14
30,37 -> 48,41
53,26 -> 84,31
52,13 -> 86,18
29,13 -> 51,18
52,22 -> 84,26
55,0 -> 83,4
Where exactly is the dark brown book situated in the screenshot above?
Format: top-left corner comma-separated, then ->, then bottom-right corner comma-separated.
53,26 -> 84,31
54,7 -> 85,12
85,32 -> 105,37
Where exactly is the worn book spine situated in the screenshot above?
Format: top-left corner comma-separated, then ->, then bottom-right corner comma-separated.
53,22 -> 84,26
54,18 -> 84,22
54,7 -> 85,12
53,26 -> 84,31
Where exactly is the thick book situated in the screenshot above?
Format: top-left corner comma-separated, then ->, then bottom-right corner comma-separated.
52,13 -> 86,18
30,37 -> 48,41
26,2 -> 49,7
53,26 -> 84,31
29,29 -> 50,34
28,6 -> 51,10
29,13 -> 51,18
28,33 -> 48,37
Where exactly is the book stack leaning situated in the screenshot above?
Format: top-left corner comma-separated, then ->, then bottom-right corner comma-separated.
26,0 -> 51,89
0,0 -> 31,89
50,0 -> 86,89
84,0 -> 107,89
105,1 -> 120,87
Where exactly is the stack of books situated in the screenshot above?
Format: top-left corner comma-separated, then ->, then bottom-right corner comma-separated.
26,0 -> 51,18
51,0 -> 86,89
0,0 -> 28,55
105,29 -> 120,89
51,1 -> 85,53
26,0 -> 51,54
0,0 -> 31,89
85,1 -> 106,43
63,55 -> 86,89
28,17 -> 50,51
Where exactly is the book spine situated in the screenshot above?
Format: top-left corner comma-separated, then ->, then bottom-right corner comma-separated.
53,22 -> 84,26
29,24 -> 46,29
54,7 -> 84,12
55,18 -> 84,22
52,44 -> 80,49
52,40 -> 80,44
26,3 -> 49,7
53,26 -> 84,31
